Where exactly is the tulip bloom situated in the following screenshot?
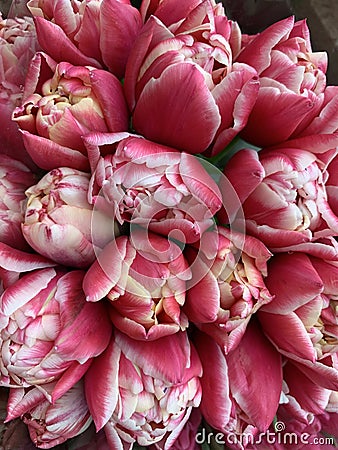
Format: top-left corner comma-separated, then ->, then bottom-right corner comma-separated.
236,16 -> 328,147
0,155 -> 36,251
0,14 -> 39,169
184,226 -> 273,353
7,380 -> 92,449
259,252 -> 338,392
22,167 -> 119,268
85,330 -> 202,449
124,0 -> 259,156
221,136 -> 338,255
27,0 -> 143,78
83,230 -> 191,340
85,132 -> 222,244
12,52 -> 129,171
0,268 -> 112,401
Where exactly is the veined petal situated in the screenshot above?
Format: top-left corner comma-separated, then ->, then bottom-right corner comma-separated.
284,361 -> 331,415
100,0 -> 143,79
85,338 -> 120,430
115,329 -> 191,384
236,17 -> 295,73
259,311 -> 317,362
132,63 -> 220,154
1,268 -> 56,316
83,237 -> 130,302
0,243 -> 55,272
6,386 -> 47,421
21,131 -> 90,171
33,17 -> 100,67
227,320 -> 282,431
261,253 -> 323,314
193,330 -> 231,430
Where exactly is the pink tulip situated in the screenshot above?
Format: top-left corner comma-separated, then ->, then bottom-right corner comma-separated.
7,380 -> 92,449
12,52 -> 129,171
85,132 -> 222,244
83,230 -> 191,340
184,226 -> 273,353
0,155 -> 36,251
0,268 -> 112,401
85,330 -> 202,449
193,322 -> 282,443
124,0 -> 259,156
22,167 -> 119,268
250,364 -> 336,450
27,0 -> 143,79
0,14 -> 39,169
236,17 -> 328,147
258,252 -> 338,392
220,135 -> 338,255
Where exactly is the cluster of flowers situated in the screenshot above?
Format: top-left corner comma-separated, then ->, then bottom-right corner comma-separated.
0,0 -> 338,448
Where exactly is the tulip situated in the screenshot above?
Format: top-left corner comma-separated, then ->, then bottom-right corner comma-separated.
0,155 -> 37,251
85,329 -> 202,449
12,52 -> 129,171
193,322 -> 282,441
27,0 -> 143,79
0,268 -> 112,401
236,16 -> 329,147
0,14 -> 39,169
258,252 -> 338,392
22,167 -> 119,268
184,226 -> 273,353
124,0 -> 259,156
85,132 -> 223,244
6,380 -> 92,449
250,362 -> 336,450
220,135 -> 338,255
83,229 -> 191,340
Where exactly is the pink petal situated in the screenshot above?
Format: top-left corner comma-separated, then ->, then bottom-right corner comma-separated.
193,330 -> 231,430
241,87 -> 319,147
6,387 -> 46,421
262,253 -> 323,314
82,237 -> 129,302
211,63 -> 259,156
284,361 -> 331,415
259,311 -> 317,362
132,63 -> 220,154
227,320 -> 282,431
1,268 -> 57,316
89,69 -> 129,131
292,355 -> 338,391
115,329 -> 191,384
100,0 -> 142,79
85,338 -> 120,430
223,149 -> 265,205
52,359 -> 92,402
33,17 -> 100,67
184,259 -> 220,323
0,243 -> 56,272
21,130 -> 90,171
236,17 -> 295,73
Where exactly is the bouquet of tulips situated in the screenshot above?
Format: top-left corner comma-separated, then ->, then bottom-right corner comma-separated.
0,0 -> 338,448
